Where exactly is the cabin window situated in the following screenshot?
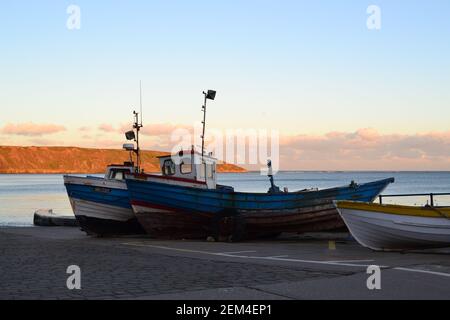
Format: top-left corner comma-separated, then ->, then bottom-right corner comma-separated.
206,164 -> 213,178
180,161 -> 192,174
199,164 -> 213,179
163,159 -> 175,176
114,171 -> 124,180
109,169 -> 131,180
199,164 -> 205,179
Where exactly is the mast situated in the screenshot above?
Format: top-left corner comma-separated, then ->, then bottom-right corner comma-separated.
200,90 -> 216,161
201,92 -> 207,161
133,110 -> 143,173
134,81 -> 144,173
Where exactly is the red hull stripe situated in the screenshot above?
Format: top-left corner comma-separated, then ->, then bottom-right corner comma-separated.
131,200 -> 183,212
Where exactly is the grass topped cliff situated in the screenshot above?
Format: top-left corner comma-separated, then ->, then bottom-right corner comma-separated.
0,146 -> 246,174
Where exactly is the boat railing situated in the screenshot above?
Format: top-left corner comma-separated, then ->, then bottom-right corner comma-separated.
378,192 -> 450,207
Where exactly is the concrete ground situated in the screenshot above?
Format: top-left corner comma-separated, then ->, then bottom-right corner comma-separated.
0,226 -> 449,300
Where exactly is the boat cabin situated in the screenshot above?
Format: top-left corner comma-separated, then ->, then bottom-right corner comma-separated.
104,162 -> 135,181
157,149 -> 217,189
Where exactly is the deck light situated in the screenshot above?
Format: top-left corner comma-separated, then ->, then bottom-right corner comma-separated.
125,130 -> 135,140
206,90 -> 216,100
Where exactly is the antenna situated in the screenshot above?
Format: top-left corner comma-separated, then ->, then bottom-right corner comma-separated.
139,80 -> 143,126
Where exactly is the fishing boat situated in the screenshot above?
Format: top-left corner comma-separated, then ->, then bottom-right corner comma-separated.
125,150 -> 394,240
64,111 -> 145,236
124,90 -> 394,240
334,200 -> 450,251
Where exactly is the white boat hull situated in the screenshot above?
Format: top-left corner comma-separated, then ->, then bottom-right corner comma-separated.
337,207 -> 450,251
70,198 -> 134,222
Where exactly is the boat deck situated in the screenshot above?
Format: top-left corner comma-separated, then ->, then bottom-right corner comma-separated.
1,226 -> 449,300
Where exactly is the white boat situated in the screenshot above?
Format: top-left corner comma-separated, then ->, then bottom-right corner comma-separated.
63,111 -> 145,236
64,163 -> 144,236
334,201 -> 450,251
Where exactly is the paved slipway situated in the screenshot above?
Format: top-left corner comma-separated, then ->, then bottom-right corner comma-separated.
0,227 -> 449,300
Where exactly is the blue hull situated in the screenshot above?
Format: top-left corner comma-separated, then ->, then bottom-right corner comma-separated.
64,179 -> 144,236
126,177 -> 394,240
64,183 -> 131,209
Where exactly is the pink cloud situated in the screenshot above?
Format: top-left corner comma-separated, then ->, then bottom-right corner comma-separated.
8,122 -> 447,170
98,124 -> 116,133
118,122 -> 190,136
78,126 -> 91,132
0,123 -> 66,136
279,129 -> 450,170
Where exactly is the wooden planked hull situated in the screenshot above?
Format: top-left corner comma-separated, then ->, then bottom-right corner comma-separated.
64,176 -> 145,236
127,178 -> 394,240
69,198 -> 145,236
237,204 -> 345,239
132,203 -> 214,239
335,201 -> 450,251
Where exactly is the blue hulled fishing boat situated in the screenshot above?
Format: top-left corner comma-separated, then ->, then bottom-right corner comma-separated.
125,149 -> 394,240
125,90 -> 395,240
64,111 -> 145,236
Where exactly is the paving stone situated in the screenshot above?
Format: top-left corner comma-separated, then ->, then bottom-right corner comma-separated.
0,231 -> 331,299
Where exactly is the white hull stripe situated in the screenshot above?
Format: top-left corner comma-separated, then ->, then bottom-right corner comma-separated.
71,198 -> 134,222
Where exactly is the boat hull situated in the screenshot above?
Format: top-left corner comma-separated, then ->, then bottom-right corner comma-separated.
132,203 -> 213,239
127,177 -> 394,240
64,176 -> 144,236
335,202 -> 450,251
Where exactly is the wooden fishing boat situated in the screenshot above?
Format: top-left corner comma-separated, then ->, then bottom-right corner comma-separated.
63,111 -> 145,236
335,200 -> 450,251
125,90 -> 395,241
64,165 -> 144,236
125,148 -> 394,240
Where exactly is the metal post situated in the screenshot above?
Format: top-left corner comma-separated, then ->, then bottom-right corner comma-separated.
133,111 -> 142,173
430,193 -> 434,207
201,92 -> 207,160
379,195 -> 383,204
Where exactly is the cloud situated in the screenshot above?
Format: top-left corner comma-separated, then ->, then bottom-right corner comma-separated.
6,121 -> 447,170
78,126 -> 91,132
118,122 -> 191,136
98,124 -> 116,133
0,123 -> 66,136
279,128 -> 450,170
113,124 -> 450,170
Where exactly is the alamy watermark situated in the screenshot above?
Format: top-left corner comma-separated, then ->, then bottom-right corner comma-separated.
367,5 -> 381,30
66,5 -> 81,30
169,123 -> 280,174
366,265 -> 381,290
66,265 -> 81,290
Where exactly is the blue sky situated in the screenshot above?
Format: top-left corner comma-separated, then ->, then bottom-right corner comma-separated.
1,1 -> 450,169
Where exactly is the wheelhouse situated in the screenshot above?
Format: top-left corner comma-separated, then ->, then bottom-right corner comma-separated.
157,149 -> 217,189
105,162 -> 135,181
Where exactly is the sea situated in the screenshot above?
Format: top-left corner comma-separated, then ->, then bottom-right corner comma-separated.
0,172 -> 449,226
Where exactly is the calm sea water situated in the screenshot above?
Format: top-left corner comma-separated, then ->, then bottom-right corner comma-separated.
1,172 -> 449,226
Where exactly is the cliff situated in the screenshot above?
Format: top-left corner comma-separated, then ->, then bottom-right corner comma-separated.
0,146 -> 247,174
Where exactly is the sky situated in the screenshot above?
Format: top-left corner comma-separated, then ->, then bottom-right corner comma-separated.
0,1 -> 449,170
